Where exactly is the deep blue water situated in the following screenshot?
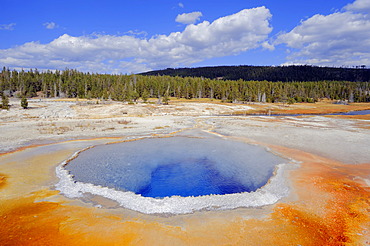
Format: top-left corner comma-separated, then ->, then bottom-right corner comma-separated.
66,134 -> 285,198
137,158 -> 252,198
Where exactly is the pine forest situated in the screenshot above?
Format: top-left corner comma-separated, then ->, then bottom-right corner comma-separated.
1,67 -> 369,103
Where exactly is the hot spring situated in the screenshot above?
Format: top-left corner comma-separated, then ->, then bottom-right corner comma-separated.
56,131 -> 292,214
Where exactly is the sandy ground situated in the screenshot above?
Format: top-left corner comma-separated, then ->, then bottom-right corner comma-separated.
1,98 -> 369,161
0,98 -> 369,245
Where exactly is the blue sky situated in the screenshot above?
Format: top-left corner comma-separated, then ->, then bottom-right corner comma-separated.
1,0 -> 369,73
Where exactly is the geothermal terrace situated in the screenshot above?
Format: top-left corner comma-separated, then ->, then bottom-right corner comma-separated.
0,98 -> 369,245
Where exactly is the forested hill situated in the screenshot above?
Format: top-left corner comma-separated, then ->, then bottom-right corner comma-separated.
1,67 -> 369,103
140,65 -> 370,82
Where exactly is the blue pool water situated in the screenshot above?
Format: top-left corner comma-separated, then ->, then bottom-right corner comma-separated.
242,109 -> 370,117
335,109 -> 370,115
66,134 -> 285,198
137,157 -> 253,197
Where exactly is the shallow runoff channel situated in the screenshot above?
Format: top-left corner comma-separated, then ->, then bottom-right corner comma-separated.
241,109 -> 370,117
56,130 -> 296,215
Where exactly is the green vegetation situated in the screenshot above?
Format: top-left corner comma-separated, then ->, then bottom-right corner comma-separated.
0,67 -> 369,104
21,96 -> 28,109
1,94 -> 9,110
140,65 -> 370,82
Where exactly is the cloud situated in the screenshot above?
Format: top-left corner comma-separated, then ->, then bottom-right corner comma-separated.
344,0 -> 370,13
123,30 -> 148,38
43,22 -> 58,30
178,2 -> 184,8
276,0 -> 370,66
261,41 -> 275,51
0,23 -> 16,30
176,11 -> 203,24
0,7 -> 272,74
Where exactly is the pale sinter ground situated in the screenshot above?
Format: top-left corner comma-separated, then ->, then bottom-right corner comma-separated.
1,98 -> 369,164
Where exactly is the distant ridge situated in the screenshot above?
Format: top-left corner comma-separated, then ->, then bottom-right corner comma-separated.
139,65 -> 370,82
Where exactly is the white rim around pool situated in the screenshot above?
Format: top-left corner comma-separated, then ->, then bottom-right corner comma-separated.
55,147 -> 298,214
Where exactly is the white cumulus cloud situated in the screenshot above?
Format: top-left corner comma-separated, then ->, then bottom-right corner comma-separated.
276,0 -> 370,66
0,23 -> 16,30
0,7 -> 272,74
344,0 -> 370,13
43,22 -> 58,29
176,11 -> 203,24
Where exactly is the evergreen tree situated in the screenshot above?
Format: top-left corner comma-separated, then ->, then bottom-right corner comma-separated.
0,67 -> 369,104
1,95 -> 9,110
21,96 -> 28,109
141,89 -> 149,103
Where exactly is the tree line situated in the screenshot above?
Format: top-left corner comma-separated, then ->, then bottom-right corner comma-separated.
140,65 -> 370,82
0,67 -> 369,103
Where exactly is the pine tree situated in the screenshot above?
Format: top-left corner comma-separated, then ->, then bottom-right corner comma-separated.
21,96 -> 28,109
1,95 -> 9,110
141,89 -> 149,103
